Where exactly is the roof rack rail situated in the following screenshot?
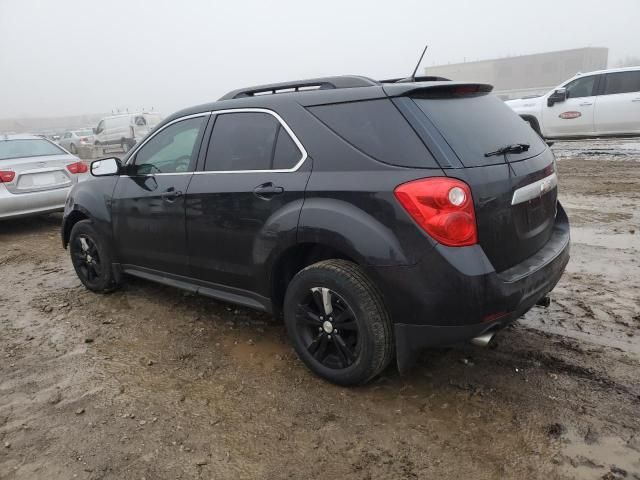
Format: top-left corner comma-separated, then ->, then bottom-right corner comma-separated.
219,75 -> 380,100
380,75 -> 451,83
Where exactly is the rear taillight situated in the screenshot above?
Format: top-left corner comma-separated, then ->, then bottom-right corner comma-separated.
394,177 -> 477,247
66,162 -> 88,174
0,170 -> 15,183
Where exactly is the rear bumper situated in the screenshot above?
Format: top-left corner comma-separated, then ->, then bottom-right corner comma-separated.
366,203 -> 570,371
0,183 -> 70,220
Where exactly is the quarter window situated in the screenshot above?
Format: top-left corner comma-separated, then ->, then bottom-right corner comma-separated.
602,71 -> 640,95
565,76 -> 597,99
132,116 -> 205,175
205,112 -> 302,171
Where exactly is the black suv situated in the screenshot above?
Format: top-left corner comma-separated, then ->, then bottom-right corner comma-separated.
62,75 -> 570,386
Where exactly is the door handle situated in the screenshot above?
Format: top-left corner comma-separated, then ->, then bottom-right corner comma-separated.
253,182 -> 284,199
632,98 -> 640,102
161,187 -> 183,202
579,102 -> 593,106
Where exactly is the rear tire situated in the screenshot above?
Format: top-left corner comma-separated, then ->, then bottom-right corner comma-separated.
69,220 -> 120,293
69,143 -> 77,154
283,259 -> 393,386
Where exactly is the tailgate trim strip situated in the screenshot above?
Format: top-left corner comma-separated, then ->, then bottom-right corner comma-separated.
511,172 -> 557,206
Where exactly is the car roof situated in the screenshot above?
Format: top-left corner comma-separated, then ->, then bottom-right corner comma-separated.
574,65 -> 640,77
161,75 -> 487,125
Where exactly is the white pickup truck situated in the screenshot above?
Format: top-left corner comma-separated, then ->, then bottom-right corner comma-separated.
506,66 -> 640,139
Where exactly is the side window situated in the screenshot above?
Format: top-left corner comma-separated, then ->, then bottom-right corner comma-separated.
132,116 -> 205,175
308,99 -> 436,168
273,126 -> 301,169
565,76 -> 597,99
205,112 -> 301,171
602,71 -> 640,95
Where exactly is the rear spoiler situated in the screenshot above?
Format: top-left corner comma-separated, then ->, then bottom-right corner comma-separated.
382,81 -> 493,98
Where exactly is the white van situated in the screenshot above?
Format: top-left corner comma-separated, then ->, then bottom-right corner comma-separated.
93,112 -> 163,153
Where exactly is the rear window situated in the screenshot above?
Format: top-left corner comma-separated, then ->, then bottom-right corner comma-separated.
412,94 -> 546,167
0,139 -> 65,160
308,99 -> 438,168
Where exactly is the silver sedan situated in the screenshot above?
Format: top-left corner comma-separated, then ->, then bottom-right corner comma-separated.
58,129 -> 95,155
0,134 -> 88,220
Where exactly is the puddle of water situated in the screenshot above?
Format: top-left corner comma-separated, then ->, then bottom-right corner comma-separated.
571,226 -> 639,250
561,430 -> 640,479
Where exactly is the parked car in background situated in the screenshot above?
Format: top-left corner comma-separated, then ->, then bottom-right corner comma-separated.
62,75 -> 569,386
506,66 -> 640,139
93,112 -> 162,154
58,129 -> 95,154
0,134 -> 88,220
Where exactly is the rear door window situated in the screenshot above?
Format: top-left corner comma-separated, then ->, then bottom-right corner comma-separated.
412,94 -> 547,167
205,112 -> 302,171
308,99 -> 438,168
602,71 -> 640,95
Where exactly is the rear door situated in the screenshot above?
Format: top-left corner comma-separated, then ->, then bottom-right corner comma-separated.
185,109 -> 310,293
111,114 -> 208,275
542,74 -> 600,137
594,70 -> 640,135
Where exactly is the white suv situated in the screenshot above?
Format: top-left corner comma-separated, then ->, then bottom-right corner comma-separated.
93,112 -> 163,153
506,66 -> 640,139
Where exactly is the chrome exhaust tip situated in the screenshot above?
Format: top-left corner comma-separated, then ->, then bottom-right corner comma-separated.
470,331 -> 495,347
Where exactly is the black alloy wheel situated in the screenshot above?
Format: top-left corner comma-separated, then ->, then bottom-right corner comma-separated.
296,287 -> 359,369
71,234 -> 102,284
283,259 -> 393,386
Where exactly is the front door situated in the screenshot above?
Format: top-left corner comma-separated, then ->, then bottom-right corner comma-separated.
112,114 -> 209,276
186,110 -> 310,294
542,74 -> 600,137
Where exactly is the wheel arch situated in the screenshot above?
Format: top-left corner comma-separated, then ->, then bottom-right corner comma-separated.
62,208 -> 90,248
269,242 -> 359,318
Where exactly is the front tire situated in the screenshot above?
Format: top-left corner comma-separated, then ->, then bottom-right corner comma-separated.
283,259 -> 393,386
69,220 -> 120,293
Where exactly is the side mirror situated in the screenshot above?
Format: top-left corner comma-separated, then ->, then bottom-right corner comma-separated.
547,88 -> 567,107
91,157 -> 121,177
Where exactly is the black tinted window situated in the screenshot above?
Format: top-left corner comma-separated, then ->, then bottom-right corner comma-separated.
133,116 -> 205,174
565,75 -> 597,99
413,94 -> 546,167
205,112 -> 300,171
308,99 -> 436,168
603,71 -> 640,95
273,126 -> 301,169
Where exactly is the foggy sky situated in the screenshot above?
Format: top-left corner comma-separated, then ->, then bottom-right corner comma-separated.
1,0 -> 638,119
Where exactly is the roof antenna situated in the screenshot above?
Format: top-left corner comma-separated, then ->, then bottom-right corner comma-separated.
410,44 -> 429,82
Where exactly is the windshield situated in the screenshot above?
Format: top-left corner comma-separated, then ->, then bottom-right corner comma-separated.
412,94 -> 546,167
0,139 -> 66,160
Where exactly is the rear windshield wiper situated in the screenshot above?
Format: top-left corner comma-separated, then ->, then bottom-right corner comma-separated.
484,143 -> 530,157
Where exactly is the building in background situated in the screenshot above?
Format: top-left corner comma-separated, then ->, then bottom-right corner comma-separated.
426,47 -> 608,100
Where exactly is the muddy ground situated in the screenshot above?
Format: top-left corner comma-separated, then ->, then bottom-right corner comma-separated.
1,139 -> 639,480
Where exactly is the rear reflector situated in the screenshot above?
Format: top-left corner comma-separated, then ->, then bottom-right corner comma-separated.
394,177 -> 477,247
0,170 -> 15,183
66,162 -> 88,174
